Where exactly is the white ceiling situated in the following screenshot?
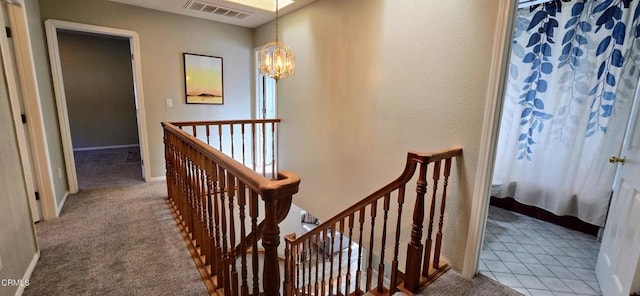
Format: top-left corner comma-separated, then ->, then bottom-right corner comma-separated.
110,0 -> 315,28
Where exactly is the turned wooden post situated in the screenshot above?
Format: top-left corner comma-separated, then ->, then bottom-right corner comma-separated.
262,191 -> 282,295
404,160 -> 429,291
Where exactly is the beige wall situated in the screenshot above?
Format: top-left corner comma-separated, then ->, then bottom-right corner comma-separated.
0,42 -> 38,296
58,31 -> 138,149
25,0 -> 68,206
38,0 -> 254,178
255,0 -> 501,270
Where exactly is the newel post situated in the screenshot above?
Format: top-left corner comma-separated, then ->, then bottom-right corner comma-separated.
404,160 -> 429,291
262,191 -> 282,295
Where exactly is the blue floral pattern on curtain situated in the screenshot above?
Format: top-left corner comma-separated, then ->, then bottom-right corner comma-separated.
513,0 -> 640,160
494,0 -> 640,226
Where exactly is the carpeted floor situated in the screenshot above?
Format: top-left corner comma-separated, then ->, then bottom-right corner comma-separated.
414,270 -> 522,296
74,147 -> 145,189
22,181 -> 208,296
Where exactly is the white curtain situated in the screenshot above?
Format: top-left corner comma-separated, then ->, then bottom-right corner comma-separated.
493,0 -> 639,226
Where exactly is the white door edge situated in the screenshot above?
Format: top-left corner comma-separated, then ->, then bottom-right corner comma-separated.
462,0 -> 518,278
0,3 -> 39,222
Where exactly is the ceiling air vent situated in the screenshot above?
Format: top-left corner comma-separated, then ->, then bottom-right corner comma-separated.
185,0 -> 251,19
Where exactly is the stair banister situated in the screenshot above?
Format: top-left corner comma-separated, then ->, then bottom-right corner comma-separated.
162,120 -> 299,295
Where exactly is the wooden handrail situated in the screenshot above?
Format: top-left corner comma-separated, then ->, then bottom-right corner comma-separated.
162,122 -> 296,195
162,120 -> 299,296
294,147 -> 462,243
283,146 -> 462,296
170,118 -> 281,126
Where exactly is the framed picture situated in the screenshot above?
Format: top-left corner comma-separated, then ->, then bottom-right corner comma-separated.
183,53 -> 224,104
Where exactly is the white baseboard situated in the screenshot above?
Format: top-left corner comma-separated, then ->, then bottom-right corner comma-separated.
56,191 -> 69,216
73,144 -> 140,152
148,176 -> 166,182
15,251 -> 39,296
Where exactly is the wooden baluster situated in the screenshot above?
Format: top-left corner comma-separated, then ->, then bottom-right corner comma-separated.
218,124 -> 223,153
196,159 -> 204,263
323,229 -> 329,296
241,124 -> 246,166
433,157 -> 452,269
345,213 -> 354,295
262,121 -> 266,177
227,173 -> 239,296
193,125 -> 197,138
251,122 -> 257,171
307,239 -> 312,294
294,241 -> 305,295
185,145 -> 192,234
315,232 -> 320,296
328,223 -> 336,296
423,160 -> 441,277
187,154 -> 195,241
378,193 -> 391,292
404,161 -> 429,292
284,238 -> 292,296
230,124 -> 235,160
198,160 -> 209,266
212,163 -> 223,281
271,122 -> 276,179
336,219 -> 345,296
355,208 -> 365,295
366,200 -> 378,292
206,125 -> 210,145
205,160 -> 215,274
249,191 -> 260,295
390,185 -> 406,293
237,182 -> 249,295
217,165 -> 231,292
301,239 -> 307,295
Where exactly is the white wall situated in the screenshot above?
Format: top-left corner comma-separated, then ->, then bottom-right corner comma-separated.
25,0 -> 68,207
38,0 -> 254,178
255,0 -> 501,270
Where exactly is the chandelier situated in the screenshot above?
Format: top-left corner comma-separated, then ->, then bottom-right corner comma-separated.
258,0 -> 295,81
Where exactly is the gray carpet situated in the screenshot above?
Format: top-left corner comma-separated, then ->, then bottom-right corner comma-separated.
414,270 -> 522,296
74,147 -> 145,189
22,181 -> 208,296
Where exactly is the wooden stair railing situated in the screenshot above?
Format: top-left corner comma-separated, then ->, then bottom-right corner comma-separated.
282,147 -> 462,296
171,119 -> 280,179
163,120 -> 300,296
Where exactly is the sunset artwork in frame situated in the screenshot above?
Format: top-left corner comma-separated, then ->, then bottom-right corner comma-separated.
184,53 -> 223,104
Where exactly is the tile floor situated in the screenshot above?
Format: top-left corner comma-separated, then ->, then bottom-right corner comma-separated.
480,206 -> 602,296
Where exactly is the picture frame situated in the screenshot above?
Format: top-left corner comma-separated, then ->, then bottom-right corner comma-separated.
183,53 -> 224,104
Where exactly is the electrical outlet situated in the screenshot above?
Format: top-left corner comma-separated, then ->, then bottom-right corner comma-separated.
57,167 -> 63,179
166,98 -> 173,108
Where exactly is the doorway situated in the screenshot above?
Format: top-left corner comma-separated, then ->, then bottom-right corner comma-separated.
474,1 -> 640,295
44,20 -> 150,194
56,31 -> 142,189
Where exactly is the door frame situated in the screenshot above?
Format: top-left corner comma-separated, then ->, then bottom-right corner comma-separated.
44,20 -> 151,194
3,1 -> 58,220
462,0 -> 517,278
